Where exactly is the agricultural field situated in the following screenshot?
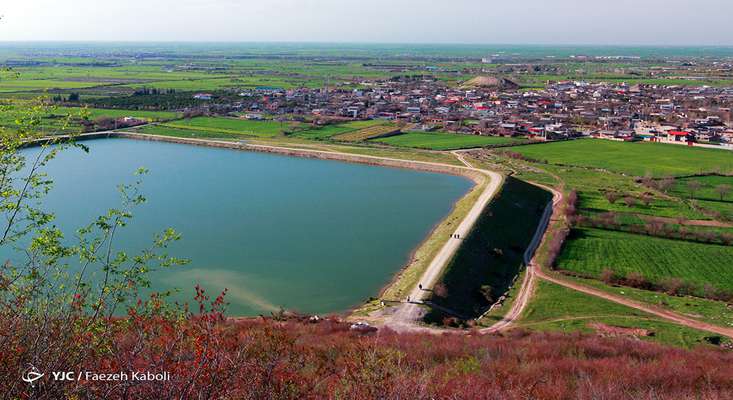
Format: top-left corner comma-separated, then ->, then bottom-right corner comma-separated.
292,124 -> 358,139
542,164 -> 707,220
510,139 -> 733,177
374,132 -> 522,150
517,280 -> 728,348
332,123 -> 399,142
671,175 -> 733,201
460,151 -> 708,220
670,175 -> 733,219
557,228 -> 733,293
163,117 -> 302,138
293,120 -> 390,140
0,78 -> 108,93
0,102 -> 179,133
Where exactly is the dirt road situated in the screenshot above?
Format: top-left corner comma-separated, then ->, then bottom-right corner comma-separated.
386,153 -> 504,330
481,186 -> 559,333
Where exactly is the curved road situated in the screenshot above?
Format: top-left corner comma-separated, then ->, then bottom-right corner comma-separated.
387,152 -> 503,331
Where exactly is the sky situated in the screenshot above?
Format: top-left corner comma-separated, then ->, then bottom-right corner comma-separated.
1,0 -> 732,45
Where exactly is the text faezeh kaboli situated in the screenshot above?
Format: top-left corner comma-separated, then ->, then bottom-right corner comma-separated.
53,370 -> 171,382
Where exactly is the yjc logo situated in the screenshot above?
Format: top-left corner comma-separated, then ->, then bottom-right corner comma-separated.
51,371 -> 75,381
21,365 -> 44,386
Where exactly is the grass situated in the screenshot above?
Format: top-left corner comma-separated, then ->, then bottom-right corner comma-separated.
532,164 -> 708,220
130,125 -> 245,140
163,117 -> 301,138
557,228 -> 733,292
671,176 -> 733,202
563,275 -> 733,330
670,175 -> 733,220
318,143 -> 465,166
374,132 -> 522,151
510,139 -> 733,177
517,280 -> 729,348
293,124 -> 359,139
425,177 -> 552,320
0,79 -> 108,93
293,120 -> 389,140
333,124 -> 399,142
0,102 -> 179,133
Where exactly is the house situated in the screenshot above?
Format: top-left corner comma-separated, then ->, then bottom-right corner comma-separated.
665,130 -> 693,144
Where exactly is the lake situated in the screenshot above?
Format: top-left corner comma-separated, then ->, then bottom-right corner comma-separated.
12,138 -> 472,315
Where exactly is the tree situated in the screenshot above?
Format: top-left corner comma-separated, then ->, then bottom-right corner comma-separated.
641,172 -> 655,189
0,101 -> 187,397
687,180 -> 703,199
604,191 -> 620,204
625,271 -> 648,289
715,184 -> 732,201
600,268 -> 618,285
657,177 -> 675,193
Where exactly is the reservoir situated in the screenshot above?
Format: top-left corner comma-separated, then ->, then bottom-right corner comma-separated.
14,138 -> 473,315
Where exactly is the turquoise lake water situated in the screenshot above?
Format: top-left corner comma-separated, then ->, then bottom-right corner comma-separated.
12,138 -> 472,315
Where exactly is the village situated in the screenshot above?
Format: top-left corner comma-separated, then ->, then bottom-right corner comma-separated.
195,70 -> 733,150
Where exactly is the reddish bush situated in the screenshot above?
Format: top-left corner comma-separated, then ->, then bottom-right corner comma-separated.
625,271 -> 649,289
604,191 -> 620,204
5,316 -> 733,400
600,268 -> 619,285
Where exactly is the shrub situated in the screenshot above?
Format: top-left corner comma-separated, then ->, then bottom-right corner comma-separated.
625,271 -> 650,289
600,268 -> 619,285
604,191 -> 620,204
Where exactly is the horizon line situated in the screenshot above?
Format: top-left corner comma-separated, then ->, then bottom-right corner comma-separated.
1,40 -> 733,48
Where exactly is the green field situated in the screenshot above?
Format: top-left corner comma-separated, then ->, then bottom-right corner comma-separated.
517,280 -> 728,348
293,120 -> 388,140
0,78 -> 108,93
557,228 -> 733,292
374,132 -> 521,150
548,164 -> 706,220
671,176 -> 733,201
670,175 -> 733,220
293,124 -> 359,139
511,139 -> 733,177
564,275 -> 733,329
131,125 -> 245,140
0,103 -> 179,133
163,117 -> 302,138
